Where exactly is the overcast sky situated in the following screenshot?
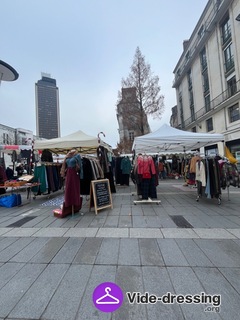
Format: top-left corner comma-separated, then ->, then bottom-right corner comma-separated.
1,0 -> 208,148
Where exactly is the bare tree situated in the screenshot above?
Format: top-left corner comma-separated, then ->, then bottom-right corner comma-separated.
119,47 -> 164,135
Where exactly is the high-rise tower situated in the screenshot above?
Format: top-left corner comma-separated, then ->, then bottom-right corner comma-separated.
35,73 -> 60,139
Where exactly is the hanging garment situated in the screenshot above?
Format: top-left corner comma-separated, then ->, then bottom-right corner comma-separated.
64,154 -> 82,207
32,165 -> 48,194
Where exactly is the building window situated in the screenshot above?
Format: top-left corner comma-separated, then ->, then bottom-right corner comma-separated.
206,118 -> 213,132
198,25 -> 204,39
221,16 -> 231,45
224,44 -> 234,73
190,104 -> 195,122
200,47 -> 207,71
227,76 -> 237,97
205,94 -> 211,112
202,70 -> 209,93
179,93 -> 185,128
185,51 -> 190,62
229,104 -> 240,123
192,127 -> 196,132
129,131 -> 134,141
3,133 -> 9,144
187,70 -> 192,89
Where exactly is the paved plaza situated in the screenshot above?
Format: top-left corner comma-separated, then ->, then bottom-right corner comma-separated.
0,179 -> 240,319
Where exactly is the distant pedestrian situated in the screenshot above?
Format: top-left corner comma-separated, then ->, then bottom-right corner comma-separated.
6,167 -> 14,180
158,160 -> 166,179
16,163 -> 24,177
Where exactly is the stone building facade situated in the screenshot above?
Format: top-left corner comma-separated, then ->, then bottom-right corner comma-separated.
172,0 -> 240,158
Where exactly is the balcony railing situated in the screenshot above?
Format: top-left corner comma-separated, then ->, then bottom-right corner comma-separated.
182,79 -> 240,128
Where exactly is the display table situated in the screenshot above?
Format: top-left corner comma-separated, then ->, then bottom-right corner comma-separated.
1,181 -> 41,203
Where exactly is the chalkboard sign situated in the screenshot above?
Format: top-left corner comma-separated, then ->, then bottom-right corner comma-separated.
90,179 -> 113,215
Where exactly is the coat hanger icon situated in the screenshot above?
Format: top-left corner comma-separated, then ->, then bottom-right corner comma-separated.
96,287 -> 120,304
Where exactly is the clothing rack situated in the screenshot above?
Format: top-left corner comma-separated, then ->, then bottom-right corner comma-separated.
132,154 -> 160,205
195,156 -> 229,205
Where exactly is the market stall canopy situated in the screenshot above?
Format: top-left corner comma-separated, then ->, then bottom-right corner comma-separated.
0,145 -> 33,153
34,130 -> 112,154
132,124 -> 224,154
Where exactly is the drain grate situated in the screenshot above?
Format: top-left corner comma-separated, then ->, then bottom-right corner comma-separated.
7,216 -> 37,228
170,215 -> 193,228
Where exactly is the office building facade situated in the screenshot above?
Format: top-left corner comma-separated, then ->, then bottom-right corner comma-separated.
172,0 -> 240,157
35,73 -> 60,139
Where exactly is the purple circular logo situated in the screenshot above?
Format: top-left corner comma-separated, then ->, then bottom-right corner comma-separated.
92,282 -> 124,313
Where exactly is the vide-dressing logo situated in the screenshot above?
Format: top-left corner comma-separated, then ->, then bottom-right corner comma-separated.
92,282 -> 124,313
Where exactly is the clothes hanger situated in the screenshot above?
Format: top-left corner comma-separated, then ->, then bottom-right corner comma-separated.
96,287 -> 120,304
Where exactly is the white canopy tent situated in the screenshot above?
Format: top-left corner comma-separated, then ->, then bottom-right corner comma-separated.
34,130 -> 112,155
132,124 -> 225,155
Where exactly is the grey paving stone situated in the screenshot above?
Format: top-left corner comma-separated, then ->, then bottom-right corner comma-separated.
139,239 -> 164,266
195,239 -> 240,267
120,206 -> 132,216
183,214 -> 209,228
118,238 -> 141,266
193,228 -> 236,239
132,215 -> 149,228
168,266 -> 219,319
0,237 -> 33,263
103,216 -> 119,227
224,216 -> 240,227
195,214 -> 223,228
64,227 -> 98,237
107,208 -> 121,216
60,216 -> 82,228
0,227 -> 13,236
73,237 -> 103,264
51,237 -> 85,264
30,237 -> 67,263
130,228 -> 163,238
146,215 -> 163,228
0,237 -> 19,252
161,228 -> 199,239
32,227 -> 69,237
131,206 -> 144,216
96,227 -> 128,238
0,262 -> 25,290
156,214 -> 178,228
89,215 -> 108,228
0,263 -> 46,318
42,264 -> 93,320
157,239 -> 189,267
226,228 -> 240,238
75,265 -> 116,320
208,216 -> 240,229
142,266 -> 184,320
10,237 -> 50,263
21,214 -> 49,227
194,267 -> 240,320
176,239 -> 213,267
0,215 -> 26,227
3,227 -> 40,237
118,215 -> 132,228
219,267 -> 240,295
33,215 -> 57,227
142,207 -> 158,216
95,238 -> 120,265
8,263 -> 69,320
113,266 -> 147,320
0,215 -> 14,225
